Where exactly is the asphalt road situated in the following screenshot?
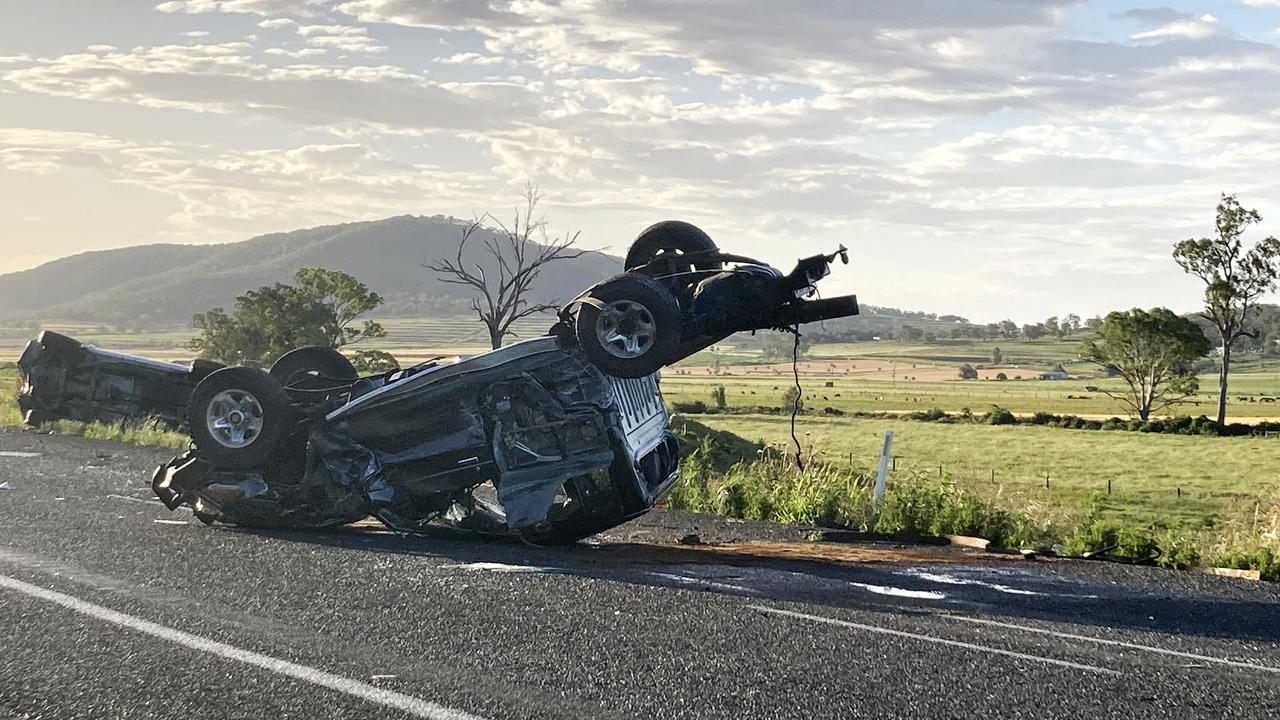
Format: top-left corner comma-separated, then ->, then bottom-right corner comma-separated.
3,428 -> 1280,719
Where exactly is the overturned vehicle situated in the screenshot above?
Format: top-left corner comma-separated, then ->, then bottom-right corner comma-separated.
16,331 -> 222,427
34,221 -> 859,541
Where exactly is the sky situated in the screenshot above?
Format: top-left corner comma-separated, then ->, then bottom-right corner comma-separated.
1,0 -> 1279,323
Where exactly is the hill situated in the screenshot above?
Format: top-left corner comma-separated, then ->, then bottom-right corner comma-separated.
0,215 -> 622,327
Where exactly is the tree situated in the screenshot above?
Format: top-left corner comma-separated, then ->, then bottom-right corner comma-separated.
1080,308 -> 1210,421
1064,313 -> 1081,335
899,324 -> 925,341
1084,315 -> 1103,331
1173,194 -> 1280,424
991,346 -> 1003,365
761,332 -> 811,361
958,363 -> 978,380
1044,316 -> 1060,338
710,384 -> 727,410
189,268 -> 385,365
427,185 -> 585,349
998,319 -> 1019,339
291,268 -> 385,348
1022,323 -> 1045,340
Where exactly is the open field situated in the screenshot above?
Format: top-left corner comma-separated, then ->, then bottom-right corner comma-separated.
678,413 -> 1280,529
0,315 -> 554,363
662,369 -> 1280,419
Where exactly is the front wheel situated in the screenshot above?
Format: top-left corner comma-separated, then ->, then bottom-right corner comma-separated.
575,273 -> 680,378
187,367 -> 292,470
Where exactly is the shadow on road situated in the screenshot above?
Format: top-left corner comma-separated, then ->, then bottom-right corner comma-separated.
224,523 -> 1280,647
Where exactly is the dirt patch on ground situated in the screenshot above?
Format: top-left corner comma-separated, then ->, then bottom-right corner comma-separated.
581,539 -> 1003,568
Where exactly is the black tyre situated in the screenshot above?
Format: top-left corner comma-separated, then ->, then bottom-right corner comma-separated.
189,358 -> 225,384
37,330 -> 84,362
187,367 -> 291,470
625,220 -> 721,275
269,346 -> 357,387
575,273 -> 680,378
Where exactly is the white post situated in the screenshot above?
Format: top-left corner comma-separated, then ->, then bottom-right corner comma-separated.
873,430 -> 893,509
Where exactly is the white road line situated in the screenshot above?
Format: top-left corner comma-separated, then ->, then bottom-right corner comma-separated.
749,605 -> 1121,676
0,451 -> 41,458
943,614 -> 1280,674
0,573 -> 488,720
648,571 -> 759,595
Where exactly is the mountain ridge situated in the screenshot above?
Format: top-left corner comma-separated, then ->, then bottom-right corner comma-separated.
0,215 -> 623,327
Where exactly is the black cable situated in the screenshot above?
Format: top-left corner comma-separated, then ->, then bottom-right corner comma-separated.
790,326 -> 804,470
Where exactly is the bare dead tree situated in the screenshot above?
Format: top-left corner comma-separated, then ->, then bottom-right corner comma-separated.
426,185 -> 585,349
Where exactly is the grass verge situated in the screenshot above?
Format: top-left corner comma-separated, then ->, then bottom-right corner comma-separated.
671,420 -> 1280,580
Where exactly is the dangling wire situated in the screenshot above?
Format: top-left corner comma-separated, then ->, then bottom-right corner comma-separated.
789,325 -> 804,471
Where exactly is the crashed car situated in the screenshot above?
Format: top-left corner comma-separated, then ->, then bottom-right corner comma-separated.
16,331 -> 222,427
154,340 -> 679,543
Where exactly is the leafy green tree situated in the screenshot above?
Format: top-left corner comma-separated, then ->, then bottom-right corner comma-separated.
350,350 -> 400,374
710,384 -> 727,410
998,319 -> 1019,339
899,324 -> 925,341
1173,194 -> 1280,425
1080,308 -> 1210,421
1022,323 -> 1045,340
1084,315 -> 1103,331
761,332 -> 811,361
189,268 -> 386,365
1044,316 -> 1060,338
991,346 -> 1003,365
1064,313 -> 1081,334
958,363 -> 978,380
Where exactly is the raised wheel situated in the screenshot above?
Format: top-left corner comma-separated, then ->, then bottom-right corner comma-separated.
187,366 -> 291,470
574,273 -> 680,378
624,220 -> 721,276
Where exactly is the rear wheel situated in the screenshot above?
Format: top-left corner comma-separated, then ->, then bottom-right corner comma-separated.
188,367 -> 291,470
269,346 -> 357,387
575,273 -> 680,378
625,220 -> 721,275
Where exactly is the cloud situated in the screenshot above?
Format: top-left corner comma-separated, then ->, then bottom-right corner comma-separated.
296,23 -> 387,53
2,44 -> 546,133
258,17 -> 296,29
155,0 -> 323,16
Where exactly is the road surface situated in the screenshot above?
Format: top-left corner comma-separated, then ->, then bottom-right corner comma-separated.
2,427 -> 1279,719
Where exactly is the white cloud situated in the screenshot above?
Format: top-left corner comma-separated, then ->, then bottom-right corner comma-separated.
258,17 -> 296,29
2,44 -> 546,132
296,24 -> 387,53
182,30 -> 210,38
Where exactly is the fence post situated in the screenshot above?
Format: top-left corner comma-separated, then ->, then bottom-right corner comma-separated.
872,430 -> 894,517
1044,472 -> 1050,490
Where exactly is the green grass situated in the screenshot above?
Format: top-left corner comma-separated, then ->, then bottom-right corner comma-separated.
672,413 -> 1280,529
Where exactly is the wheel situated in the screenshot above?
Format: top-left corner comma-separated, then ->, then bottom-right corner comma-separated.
187,367 -> 291,470
189,359 -> 225,384
269,346 -> 357,387
575,273 -> 680,378
37,330 -> 84,362
625,220 -> 721,275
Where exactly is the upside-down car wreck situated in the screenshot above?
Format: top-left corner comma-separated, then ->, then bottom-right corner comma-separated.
23,221 -> 859,542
